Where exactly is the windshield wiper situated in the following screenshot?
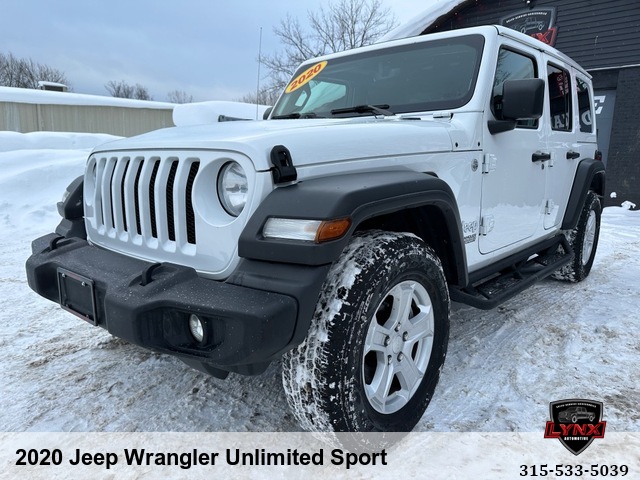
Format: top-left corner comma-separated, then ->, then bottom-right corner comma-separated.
272,112 -> 323,119
330,104 -> 394,116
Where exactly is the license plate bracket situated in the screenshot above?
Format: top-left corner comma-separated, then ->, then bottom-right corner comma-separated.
57,268 -> 98,325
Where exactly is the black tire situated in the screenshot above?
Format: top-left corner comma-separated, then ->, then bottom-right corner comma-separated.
553,191 -> 601,282
282,231 -> 450,433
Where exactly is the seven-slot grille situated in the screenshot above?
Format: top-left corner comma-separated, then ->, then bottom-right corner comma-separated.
91,155 -> 200,248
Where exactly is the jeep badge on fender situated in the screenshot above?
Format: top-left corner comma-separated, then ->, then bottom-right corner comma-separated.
26,25 -> 604,433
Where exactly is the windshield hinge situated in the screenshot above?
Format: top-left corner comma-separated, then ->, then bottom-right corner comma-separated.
270,145 -> 298,185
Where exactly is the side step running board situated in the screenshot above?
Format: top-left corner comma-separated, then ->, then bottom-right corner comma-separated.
450,235 -> 573,310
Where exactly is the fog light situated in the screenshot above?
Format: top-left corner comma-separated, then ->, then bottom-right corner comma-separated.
188,314 -> 205,343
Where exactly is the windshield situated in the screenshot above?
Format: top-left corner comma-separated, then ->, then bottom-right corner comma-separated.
272,34 -> 485,118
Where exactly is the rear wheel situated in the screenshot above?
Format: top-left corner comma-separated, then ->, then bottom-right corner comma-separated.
282,231 -> 450,432
553,191 -> 601,282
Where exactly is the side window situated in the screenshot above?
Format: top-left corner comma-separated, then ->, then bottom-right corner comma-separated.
547,64 -> 572,131
492,48 -> 538,128
577,77 -> 594,133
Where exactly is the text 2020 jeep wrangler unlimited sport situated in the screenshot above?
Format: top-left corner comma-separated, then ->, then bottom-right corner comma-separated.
26,26 -> 605,433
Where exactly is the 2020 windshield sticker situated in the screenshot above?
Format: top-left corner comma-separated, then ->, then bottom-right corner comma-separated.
285,61 -> 328,94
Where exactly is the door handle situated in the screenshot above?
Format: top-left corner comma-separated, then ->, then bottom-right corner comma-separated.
532,152 -> 551,162
566,151 -> 581,160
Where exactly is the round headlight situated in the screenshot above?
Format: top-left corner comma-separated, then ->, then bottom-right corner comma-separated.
217,161 -> 248,217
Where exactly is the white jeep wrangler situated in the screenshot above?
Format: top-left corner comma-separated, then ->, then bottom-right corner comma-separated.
26,25 -> 605,433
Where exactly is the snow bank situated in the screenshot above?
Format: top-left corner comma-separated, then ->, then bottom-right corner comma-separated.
0,85 -> 174,109
173,101 -> 270,126
0,132 -> 120,234
0,131 -> 121,152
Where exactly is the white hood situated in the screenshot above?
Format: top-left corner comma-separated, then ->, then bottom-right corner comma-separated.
93,117 -> 456,171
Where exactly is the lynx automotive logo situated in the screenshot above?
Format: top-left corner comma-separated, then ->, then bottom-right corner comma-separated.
501,7 -> 558,46
544,399 -> 607,455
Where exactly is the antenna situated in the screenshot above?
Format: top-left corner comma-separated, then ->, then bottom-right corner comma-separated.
256,27 -> 263,120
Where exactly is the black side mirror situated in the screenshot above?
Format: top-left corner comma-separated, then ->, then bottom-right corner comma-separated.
263,106 -> 273,120
489,78 -> 545,134
502,78 -> 544,119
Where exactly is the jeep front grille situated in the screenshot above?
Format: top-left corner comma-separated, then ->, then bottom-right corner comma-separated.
91,155 -> 200,248
185,162 -> 200,245
84,150 -> 259,279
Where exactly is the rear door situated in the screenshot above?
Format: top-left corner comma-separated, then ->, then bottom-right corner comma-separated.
543,65 -> 597,229
543,62 -> 576,229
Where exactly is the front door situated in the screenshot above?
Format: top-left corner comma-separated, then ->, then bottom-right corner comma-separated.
479,47 -> 547,254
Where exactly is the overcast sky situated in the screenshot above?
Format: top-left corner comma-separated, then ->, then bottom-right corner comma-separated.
1,0 -> 443,102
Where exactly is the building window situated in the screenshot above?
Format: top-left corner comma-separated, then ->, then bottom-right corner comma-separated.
548,64 -> 572,131
492,48 -> 538,128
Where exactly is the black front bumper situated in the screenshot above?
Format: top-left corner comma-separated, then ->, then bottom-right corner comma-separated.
26,233 -> 327,377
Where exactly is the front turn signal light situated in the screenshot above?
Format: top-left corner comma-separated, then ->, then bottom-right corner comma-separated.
315,218 -> 352,243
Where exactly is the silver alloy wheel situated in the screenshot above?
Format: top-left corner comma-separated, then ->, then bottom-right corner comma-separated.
362,280 -> 435,414
582,210 -> 597,266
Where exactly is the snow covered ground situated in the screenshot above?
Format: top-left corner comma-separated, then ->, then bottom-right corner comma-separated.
1,131 -> 638,437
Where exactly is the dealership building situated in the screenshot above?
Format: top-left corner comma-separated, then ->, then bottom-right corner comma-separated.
385,0 -> 640,208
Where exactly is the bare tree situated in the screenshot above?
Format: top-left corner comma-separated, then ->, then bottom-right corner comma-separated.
0,52 -> 69,89
105,80 -> 153,100
133,84 -> 152,101
235,87 -> 280,107
167,89 -> 194,104
261,0 -> 397,93
105,80 -> 134,98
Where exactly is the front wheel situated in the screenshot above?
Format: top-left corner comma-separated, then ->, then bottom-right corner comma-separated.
282,231 -> 450,433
